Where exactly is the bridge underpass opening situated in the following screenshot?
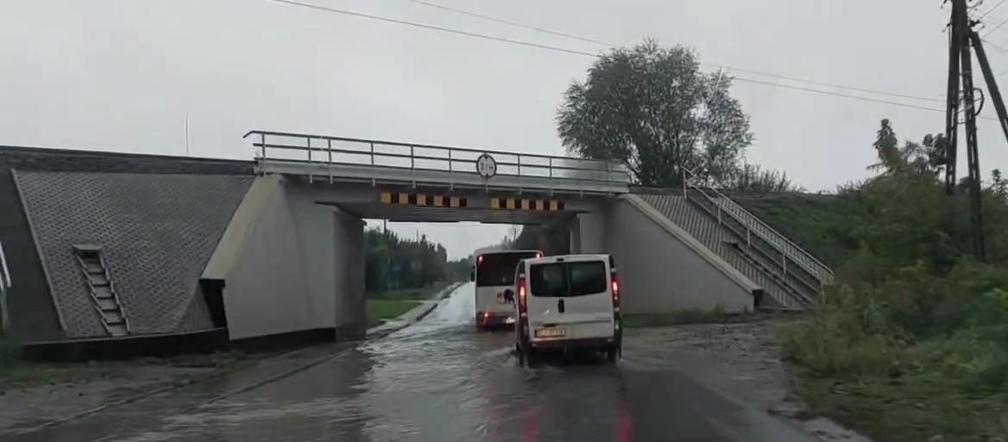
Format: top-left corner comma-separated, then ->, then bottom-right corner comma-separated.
358,218 -> 569,332
349,190 -> 586,323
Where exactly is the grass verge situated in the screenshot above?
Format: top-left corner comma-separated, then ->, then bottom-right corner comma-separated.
366,299 -> 422,328
780,262 -> 1008,441
367,281 -> 454,301
793,366 -> 1007,442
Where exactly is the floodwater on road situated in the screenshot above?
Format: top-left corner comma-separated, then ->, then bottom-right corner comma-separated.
11,283 -> 820,442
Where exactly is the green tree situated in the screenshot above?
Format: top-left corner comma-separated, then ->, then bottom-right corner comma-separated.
557,39 -> 753,187
364,228 -> 457,294
868,119 -> 945,177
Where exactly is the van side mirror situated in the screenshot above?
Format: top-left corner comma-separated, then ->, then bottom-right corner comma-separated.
469,270 -> 475,282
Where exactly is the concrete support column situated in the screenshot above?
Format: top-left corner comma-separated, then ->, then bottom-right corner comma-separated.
333,209 -> 365,340
571,211 -> 605,254
568,216 -> 582,254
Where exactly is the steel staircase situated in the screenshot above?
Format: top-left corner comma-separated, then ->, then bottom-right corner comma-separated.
73,245 -> 130,336
680,168 -> 834,308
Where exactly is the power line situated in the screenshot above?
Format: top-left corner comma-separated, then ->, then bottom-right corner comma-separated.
403,0 -> 612,46
983,14 -> 1008,37
266,0 -> 989,117
403,0 -> 943,103
267,0 -> 599,57
979,0 -> 1008,19
731,77 -> 950,114
717,66 -> 944,102
981,36 -> 1008,53
733,77 -> 995,120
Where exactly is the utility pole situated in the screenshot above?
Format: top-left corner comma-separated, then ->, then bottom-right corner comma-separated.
943,0 -> 1008,261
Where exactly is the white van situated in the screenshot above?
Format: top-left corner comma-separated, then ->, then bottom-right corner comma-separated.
511,254 -> 622,364
471,250 -> 542,330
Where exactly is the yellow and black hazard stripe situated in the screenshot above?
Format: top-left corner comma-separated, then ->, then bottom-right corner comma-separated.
379,191 -> 468,208
489,197 -> 564,211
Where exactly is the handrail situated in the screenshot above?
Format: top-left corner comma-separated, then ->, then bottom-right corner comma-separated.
682,168 -> 834,285
0,241 -> 9,291
245,130 -> 633,186
0,240 -> 10,334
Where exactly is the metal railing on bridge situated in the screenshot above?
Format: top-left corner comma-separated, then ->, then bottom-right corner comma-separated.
682,168 -> 834,303
244,130 -> 632,194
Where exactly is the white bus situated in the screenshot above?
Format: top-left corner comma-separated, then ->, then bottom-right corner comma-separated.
471,249 -> 542,330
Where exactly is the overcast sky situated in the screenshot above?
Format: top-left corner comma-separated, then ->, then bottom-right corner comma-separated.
3,1 -> 1007,259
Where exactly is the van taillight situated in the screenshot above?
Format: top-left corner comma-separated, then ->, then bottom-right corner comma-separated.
611,272 -> 620,309
517,275 -> 528,316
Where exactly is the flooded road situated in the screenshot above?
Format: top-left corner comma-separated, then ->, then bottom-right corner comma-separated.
10,283 -> 820,442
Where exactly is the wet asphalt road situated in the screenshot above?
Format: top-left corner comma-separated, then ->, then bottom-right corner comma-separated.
10,283 -> 819,442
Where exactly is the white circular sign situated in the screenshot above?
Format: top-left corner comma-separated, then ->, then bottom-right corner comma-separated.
476,153 -> 497,179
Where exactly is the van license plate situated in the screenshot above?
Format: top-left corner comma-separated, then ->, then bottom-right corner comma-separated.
535,327 -> 567,338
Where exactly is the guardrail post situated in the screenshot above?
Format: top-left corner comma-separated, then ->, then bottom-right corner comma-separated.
306,137 -> 313,184
410,145 -> 416,189
327,139 -> 334,184
549,157 -> 554,195
259,133 -> 267,176
370,142 -> 376,187
448,149 -> 454,191
517,154 -> 522,194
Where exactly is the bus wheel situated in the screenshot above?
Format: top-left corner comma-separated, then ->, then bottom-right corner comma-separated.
606,345 -> 620,364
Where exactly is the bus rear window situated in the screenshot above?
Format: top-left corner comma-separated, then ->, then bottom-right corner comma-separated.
529,260 -> 607,297
476,252 -> 537,286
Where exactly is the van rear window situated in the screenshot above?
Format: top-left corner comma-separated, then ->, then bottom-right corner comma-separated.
569,261 -> 607,296
529,261 -> 607,297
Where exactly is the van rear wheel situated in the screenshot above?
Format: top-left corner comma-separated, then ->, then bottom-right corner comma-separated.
517,343 -> 533,367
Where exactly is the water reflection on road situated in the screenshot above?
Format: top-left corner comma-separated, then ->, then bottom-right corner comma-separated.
18,283 -> 819,442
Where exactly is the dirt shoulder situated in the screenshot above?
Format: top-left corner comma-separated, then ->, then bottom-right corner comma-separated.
624,318 -> 872,442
